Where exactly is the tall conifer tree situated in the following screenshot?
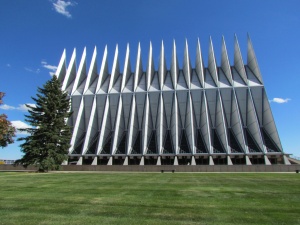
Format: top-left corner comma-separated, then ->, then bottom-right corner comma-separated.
17,75 -> 72,171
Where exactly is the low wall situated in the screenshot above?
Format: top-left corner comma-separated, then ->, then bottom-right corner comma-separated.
0,165 -> 37,171
1,164 -> 300,172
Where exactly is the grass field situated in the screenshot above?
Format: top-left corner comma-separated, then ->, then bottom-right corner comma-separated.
0,172 -> 299,225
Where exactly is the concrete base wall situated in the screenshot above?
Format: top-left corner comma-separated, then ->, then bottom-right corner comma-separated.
0,165 -> 37,171
1,164 -> 300,172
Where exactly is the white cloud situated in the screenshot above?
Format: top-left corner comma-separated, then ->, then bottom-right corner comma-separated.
49,71 -> 56,76
0,103 -> 35,111
17,104 -> 36,111
43,64 -> 57,71
0,104 -> 15,110
269,98 -> 291,104
41,61 -> 57,76
25,67 -> 40,74
11,121 -> 32,135
52,0 -> 76,18
24,67 -> 32,72
7,64 -> 11,67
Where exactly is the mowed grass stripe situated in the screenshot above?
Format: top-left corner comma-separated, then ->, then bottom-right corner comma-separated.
0,173 -> 299,225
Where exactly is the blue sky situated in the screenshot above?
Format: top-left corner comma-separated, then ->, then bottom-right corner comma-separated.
1,0 -> 299,159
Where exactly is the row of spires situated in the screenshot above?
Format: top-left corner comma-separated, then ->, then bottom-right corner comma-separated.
57,34 -> 263,94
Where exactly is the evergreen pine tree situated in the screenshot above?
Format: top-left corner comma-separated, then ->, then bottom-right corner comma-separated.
17,75 -> 72,172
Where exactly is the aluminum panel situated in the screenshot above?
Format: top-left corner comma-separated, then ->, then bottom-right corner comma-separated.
87,76 -> 99,95
204,69 -> 217,88
56,49 -> 67,83
110,74 -> 122,93
201,92 -> 212,153
62,48 -> 77,94
215,92 -> 229,153
171,93 -> 179,153
123,73 -> 134,93
157,94 -> 165,154
158,41 -> 166,90
96,46 -> 108,93
84,47 -> 98,94
235,88 -> 247,126
149,72 -> 160,92
186,93 -> 195,153
176,91 -> 188,127
83,95 -> 94,130
183,39 -> 191,88
97,96 -> 111,154
163,71 -> 174,90
231,92 -> 246,152
195,38 -> 204,87
190,90 -> 202,127
126,96 -> 138,154
234,35 -> 248,84
71,95 -> 82,123
221,36 -> 233,85
136,72 -> 147,92
262,90 -> 283,151
121,44 -> 131,91
148,92 -> 160,128
146,42 -> 155,90
220,88 -> 232,126
108,45 -> 120,92
218,69 -> 231,87
247,90 -> 264,152
232,67 -> 246,87
170,40 -> 178,88
247,34 -> 263,83
190,69 -> 201,89
109,94 -> 120,129
245,66 -> 261,86
176,70 -> 187,90
142,95 -> 152,154
122,94 -> 133,129
69,98 -> 85,154
162,91 -> 174,128
208,37 -> 218,86
112,97 -> 125,154
82,96 -> 98,155
205,89 -> 217,128
250,86 -> 263,126
135,93 -> 146,129
71,48 -> 87,95
134,43 -> 143,91
95,95 -> 107,132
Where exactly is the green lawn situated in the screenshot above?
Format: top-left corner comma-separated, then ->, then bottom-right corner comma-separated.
0,172 -> 299,225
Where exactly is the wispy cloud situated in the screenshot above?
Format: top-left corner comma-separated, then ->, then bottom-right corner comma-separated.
0,103 -> 36,111
6,64 -> 11,67
11,120 -> 32,135
25,67 -> 40,74
17,104 -> 36,111
52,0 -> 77,18
0,104 -> 15,110
269,98 -> 291,104
41,61 -> 57,76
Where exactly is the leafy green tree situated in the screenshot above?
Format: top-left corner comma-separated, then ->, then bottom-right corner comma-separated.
17,75 -> 72,172
0,92 -> 16,148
